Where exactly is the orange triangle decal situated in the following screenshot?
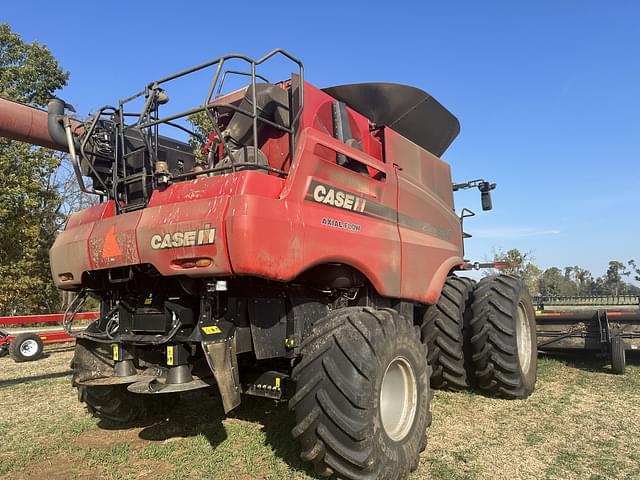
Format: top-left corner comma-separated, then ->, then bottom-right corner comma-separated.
102,225 -> 122,258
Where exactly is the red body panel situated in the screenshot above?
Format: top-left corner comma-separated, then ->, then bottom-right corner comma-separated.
388,129 -> 463,303
50,82 -> 464,304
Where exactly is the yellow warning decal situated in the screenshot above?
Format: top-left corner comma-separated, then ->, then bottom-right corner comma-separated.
167,345 -> 174,366
201,325 -> 222,335
112,344 -> 119,361
275,377 -> 281,389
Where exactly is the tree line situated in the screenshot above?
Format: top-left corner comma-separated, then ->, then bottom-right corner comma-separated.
492,249 -> 640,297
0,24 -> 89,315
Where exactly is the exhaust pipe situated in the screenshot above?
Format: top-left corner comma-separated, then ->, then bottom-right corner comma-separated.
48,98 -> 105,196
47,98 -> 73,148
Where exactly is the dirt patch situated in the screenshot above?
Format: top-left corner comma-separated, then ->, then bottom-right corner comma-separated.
73,426 -> 149,449
129,459 -> 174,479
2,454 -> 104,480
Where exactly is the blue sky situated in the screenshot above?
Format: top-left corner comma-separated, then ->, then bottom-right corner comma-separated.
4,1 -> 639,279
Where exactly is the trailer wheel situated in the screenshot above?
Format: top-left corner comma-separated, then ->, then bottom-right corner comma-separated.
290,307 -> 431,480
610,336 -> 626,375
9,333 -> 44,362
421,276 -> 474,391
469,274 -> 537,399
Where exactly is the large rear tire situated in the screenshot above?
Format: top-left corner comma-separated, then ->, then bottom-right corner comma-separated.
421,276 -> 474,391
290,307 -> 431,480
469,274 -> 537,399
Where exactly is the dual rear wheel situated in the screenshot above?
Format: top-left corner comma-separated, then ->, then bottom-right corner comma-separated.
421,274 -> 537,398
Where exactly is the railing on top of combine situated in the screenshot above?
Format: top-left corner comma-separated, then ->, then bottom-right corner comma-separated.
67,49 -> 304,212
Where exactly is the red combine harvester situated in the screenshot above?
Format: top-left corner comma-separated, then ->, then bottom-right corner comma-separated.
0,312 -> 99,361
0,50 -> 537,479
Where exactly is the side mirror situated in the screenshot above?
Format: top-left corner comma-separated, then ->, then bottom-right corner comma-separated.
452,178 -> 496,211
478,181 -> 496,211
481,190 -> 493,211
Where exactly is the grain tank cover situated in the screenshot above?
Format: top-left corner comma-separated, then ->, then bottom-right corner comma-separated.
323,83 -> 460,157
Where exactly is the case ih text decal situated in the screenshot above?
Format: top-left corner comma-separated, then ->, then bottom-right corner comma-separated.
311,182 -> 367,212
151,224 -> 216,250
307,180 -> 451,241
321,217 -> 362,232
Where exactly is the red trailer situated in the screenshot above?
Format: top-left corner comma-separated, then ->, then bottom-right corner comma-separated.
0,312 -> 99,361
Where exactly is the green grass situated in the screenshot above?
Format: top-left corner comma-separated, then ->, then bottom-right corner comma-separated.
0,347 -> 639,479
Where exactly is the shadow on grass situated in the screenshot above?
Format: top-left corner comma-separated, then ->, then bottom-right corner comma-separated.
538,349 -> 640,373
96,388 -> 317,478
0,370 -> 71,388
229,395 -> 313,476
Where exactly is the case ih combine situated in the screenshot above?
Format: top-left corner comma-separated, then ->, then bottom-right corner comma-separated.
0,50 -> 537,479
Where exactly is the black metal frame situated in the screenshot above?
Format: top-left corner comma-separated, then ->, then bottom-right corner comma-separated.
79,49 -> 304,212
535,295 -> 640,309
534,295 -> 640,353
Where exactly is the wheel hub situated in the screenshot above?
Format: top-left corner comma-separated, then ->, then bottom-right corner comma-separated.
516,302 -> 532,374
20,339 -> 39,357
379,356 -> 418,442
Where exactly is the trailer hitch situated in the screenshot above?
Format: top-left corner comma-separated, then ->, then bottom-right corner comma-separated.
458,260 -> 520,271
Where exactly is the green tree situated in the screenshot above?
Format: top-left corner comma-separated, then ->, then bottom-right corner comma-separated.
0,24 -> 69,315
538,267 -> 577,296
602,260 -> 630,295
628,260 -> 640,283
569,266 -> 594,295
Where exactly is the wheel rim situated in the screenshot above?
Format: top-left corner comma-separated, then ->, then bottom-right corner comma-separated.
20,339 -> 39,357
380,356 -> 418,442
516,302 -> 532,374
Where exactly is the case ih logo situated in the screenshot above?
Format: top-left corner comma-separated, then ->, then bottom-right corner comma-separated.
151,225 -> 216,250
306,180 -> 452,241
311,182 -> 367,212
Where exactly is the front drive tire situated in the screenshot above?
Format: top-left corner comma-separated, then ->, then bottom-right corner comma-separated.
290,307 -> 431,480
78,384 -> 147,423
72,339 -> 175,423
469,274 -> 537,399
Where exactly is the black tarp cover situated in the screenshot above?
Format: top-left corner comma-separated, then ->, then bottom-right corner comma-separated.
322,83 -> 460,157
